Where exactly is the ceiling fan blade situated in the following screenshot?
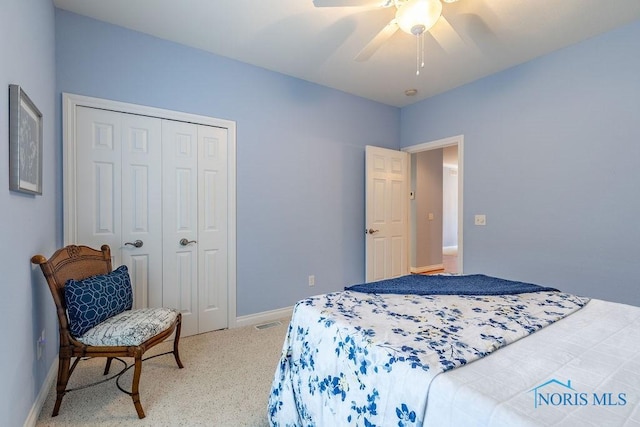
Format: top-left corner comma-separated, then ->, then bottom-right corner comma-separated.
355,19 -> 399,62
313,0 -> 387,7
429,15 -> 466,54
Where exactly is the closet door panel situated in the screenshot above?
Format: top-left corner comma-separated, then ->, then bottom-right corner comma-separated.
121,114 -> 162,309
198,125 -> 228,331
163,120 -> 199,337
76,107 -> 122,267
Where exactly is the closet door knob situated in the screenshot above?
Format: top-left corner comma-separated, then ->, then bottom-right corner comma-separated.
179,238 -> 197,246
124,240 -> 144,248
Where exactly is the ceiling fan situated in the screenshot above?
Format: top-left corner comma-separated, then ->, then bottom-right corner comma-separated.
312,0 -> 459,63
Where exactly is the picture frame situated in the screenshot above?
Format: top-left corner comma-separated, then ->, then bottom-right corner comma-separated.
9,84 -> 43,195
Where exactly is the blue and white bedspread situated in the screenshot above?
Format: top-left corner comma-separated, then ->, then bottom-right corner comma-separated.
268,289 -> 588,427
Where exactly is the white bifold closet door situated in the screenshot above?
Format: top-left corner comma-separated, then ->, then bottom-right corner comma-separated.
162,120 -> 228,337
76,107 -> 163,309
74,106 -> 228,336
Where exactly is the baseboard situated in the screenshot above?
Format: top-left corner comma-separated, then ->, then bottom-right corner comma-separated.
23,357 -> 57,427
410,264 -> 444,274
234,306 -> 293,329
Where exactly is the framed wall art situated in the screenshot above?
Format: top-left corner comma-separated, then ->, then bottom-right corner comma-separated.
9,84 -> 43,195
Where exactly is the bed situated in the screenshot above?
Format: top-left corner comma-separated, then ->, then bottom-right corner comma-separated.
268,274 -> 640,426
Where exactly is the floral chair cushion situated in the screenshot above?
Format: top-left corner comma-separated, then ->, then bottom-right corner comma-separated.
76,307 -> 179,347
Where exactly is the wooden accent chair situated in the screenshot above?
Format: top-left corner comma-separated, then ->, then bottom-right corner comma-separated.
31,244 -> 183,419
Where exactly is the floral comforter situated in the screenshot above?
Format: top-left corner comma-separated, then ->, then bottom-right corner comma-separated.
268,289 -> 588,427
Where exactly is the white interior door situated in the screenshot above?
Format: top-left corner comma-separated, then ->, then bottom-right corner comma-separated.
75,107 -> 162,309
365,145 -> 409,282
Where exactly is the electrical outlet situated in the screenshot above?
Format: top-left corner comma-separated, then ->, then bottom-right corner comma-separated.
308,275 -> 315,287
474,214 -> 487,226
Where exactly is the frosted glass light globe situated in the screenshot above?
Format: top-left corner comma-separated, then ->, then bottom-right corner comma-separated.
395,0 -> 443,35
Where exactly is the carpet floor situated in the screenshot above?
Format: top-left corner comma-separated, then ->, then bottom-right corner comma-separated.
36,319 -> 290,426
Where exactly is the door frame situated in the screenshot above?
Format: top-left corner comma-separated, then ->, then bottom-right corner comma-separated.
403,134 -> 464,273
62,92 -> 238,327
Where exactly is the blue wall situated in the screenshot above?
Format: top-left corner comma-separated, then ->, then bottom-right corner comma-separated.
55,10 -> 401,317
402,20 -> 640,306
0,0 -> 57,425
8,4 -> 639,423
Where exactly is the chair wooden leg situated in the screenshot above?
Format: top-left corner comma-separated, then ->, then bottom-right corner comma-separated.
52,355 -> 71,417
173,318 -> 184,369
131,354 -> 146,419
104,357 -> 113,375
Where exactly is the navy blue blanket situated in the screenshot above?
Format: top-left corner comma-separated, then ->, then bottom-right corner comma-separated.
345,274 -> 559,296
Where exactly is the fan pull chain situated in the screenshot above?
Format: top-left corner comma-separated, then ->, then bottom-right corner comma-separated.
421,32 -> 425,69
416,32 -> 426,76
416,34 -> 420,75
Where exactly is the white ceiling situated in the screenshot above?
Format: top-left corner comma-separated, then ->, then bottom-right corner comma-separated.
53,0 -> 640,107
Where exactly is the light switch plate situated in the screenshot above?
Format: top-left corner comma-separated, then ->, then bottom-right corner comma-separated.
474,214 -> 486,226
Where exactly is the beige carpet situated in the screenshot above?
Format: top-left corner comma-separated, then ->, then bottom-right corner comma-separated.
36,319 -> 290,426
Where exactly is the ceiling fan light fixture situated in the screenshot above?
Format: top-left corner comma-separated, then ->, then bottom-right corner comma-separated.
395,0 -> 443,36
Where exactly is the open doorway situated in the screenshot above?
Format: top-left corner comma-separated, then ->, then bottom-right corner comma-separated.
442,145 -> 459,272
404,135 -> 463,274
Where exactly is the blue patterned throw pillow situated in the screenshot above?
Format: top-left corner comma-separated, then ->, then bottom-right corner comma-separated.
65,265 -> 133,337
